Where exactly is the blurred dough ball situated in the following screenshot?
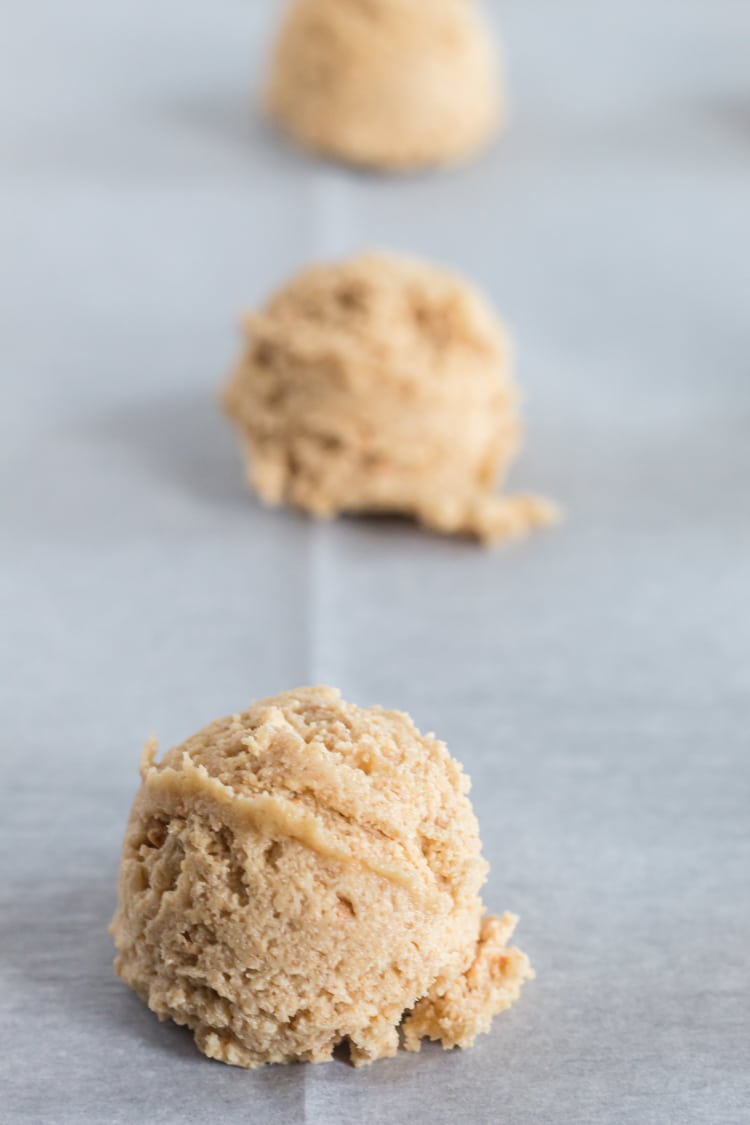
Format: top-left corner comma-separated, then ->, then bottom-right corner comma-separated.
265,0 -> 504,171
223,252 -> 557,544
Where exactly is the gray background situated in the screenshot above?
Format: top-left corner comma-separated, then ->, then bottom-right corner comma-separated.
1,1 -> 749,1122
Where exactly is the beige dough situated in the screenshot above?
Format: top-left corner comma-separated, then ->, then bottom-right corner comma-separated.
265,0 -> 504,171
223,252 -> 558,544
110,686 -> 532,1068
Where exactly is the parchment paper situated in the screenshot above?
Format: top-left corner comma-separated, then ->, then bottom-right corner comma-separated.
1,1 -> 749,1121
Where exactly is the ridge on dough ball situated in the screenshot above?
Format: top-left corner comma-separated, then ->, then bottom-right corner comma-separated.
265,0 -> 504,172
223,252 -> 559,544
110,686 -> 533,1068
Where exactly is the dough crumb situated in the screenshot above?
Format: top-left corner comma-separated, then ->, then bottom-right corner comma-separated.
110,686 -> 532,1068
403,913 -> 534,1053
265,0 -> 504,172
223,252 -> 558,545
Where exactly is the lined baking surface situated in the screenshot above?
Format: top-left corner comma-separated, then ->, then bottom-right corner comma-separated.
1,1 -> 749,1122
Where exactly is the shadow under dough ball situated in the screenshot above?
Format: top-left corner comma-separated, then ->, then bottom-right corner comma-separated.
110,686 -> 532,1068
265,0 -> 504,171
223,252 -> 558,544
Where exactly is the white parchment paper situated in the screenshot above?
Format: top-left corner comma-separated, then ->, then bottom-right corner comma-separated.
1,1 -> 749,1121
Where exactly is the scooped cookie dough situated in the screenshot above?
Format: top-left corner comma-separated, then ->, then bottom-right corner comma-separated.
265,0 -> 503,171
110,686 -> 532,1068
223,252 -> 558,544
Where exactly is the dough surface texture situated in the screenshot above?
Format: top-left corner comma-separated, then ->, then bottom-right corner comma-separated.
265,0 -> 503,171
223,253 -> 557,543
111,686 -> 532,1067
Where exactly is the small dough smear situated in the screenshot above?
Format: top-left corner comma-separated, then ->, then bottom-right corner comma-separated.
110,686 -> 533,1068
223,252 -> 559,545
265,0 -> 504,172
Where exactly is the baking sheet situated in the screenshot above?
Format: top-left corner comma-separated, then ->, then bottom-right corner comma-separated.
2,1 -> 749,1122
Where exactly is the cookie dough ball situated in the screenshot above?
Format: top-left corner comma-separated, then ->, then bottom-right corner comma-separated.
223,252 -> 557,543
265,0 -> 503,171
110,686 -> 532,1068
